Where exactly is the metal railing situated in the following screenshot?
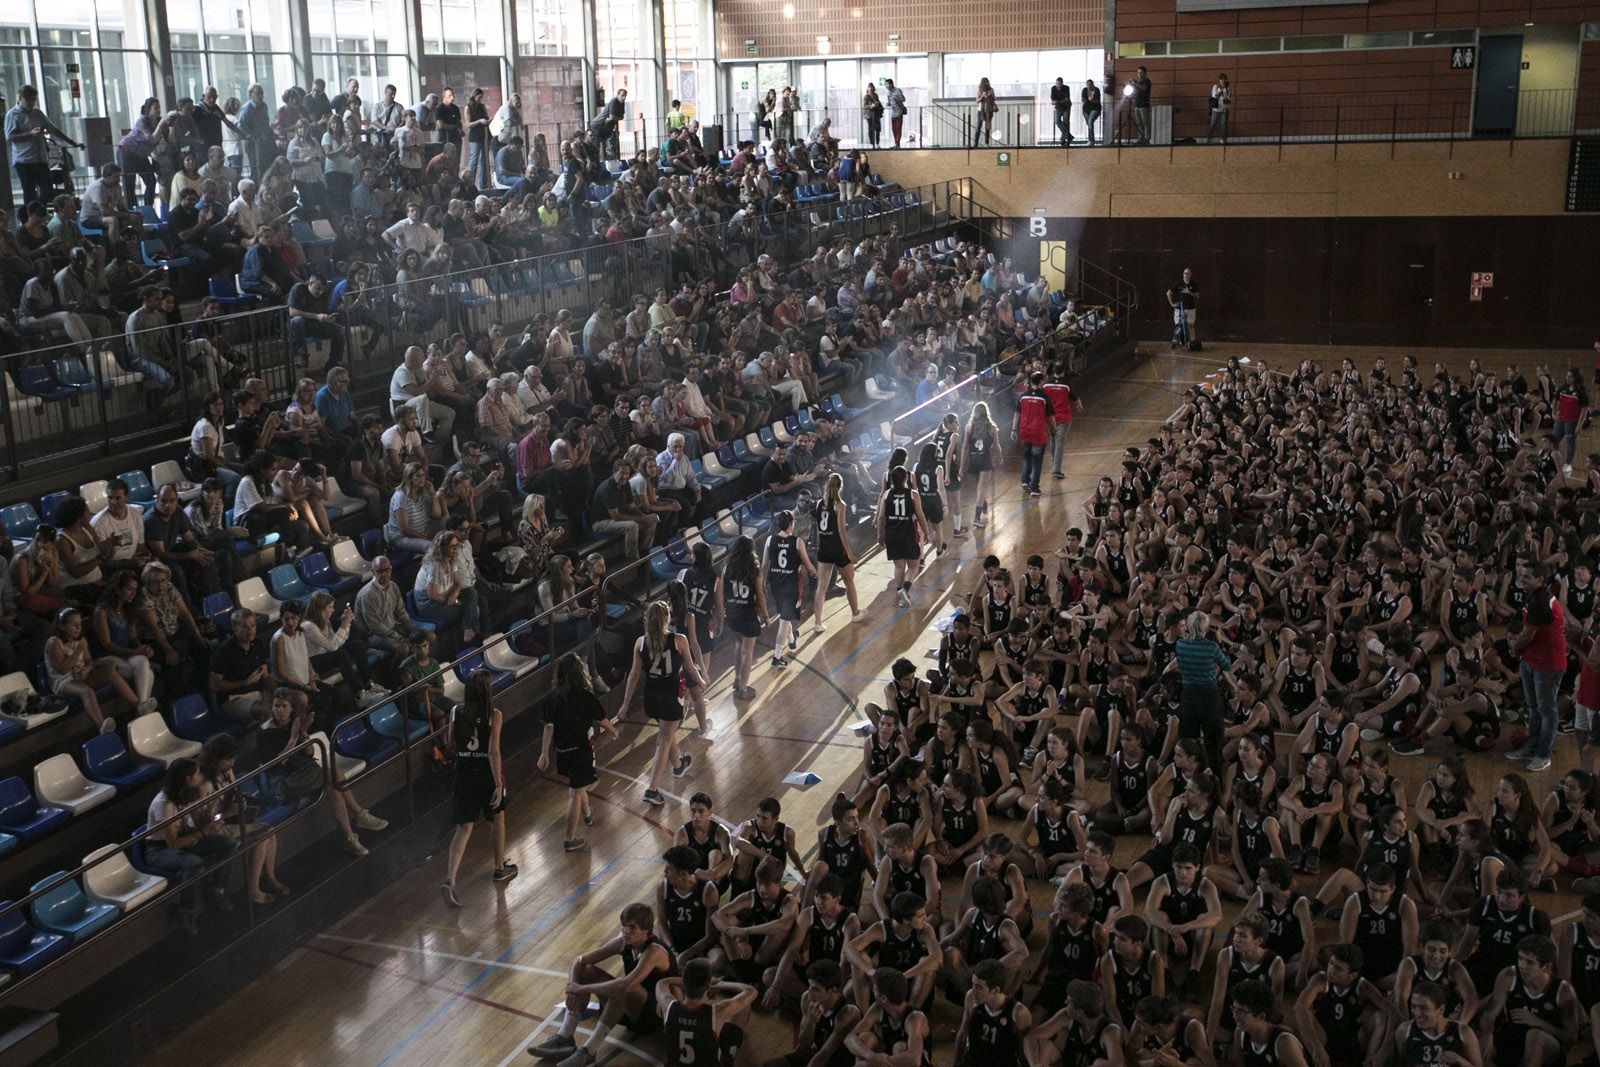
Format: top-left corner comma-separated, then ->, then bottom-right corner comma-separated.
0,179 -> 972,486
694,87 -> 1593,151
0,732 -> 331,1000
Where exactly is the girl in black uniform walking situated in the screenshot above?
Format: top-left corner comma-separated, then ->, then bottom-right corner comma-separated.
933,413 -> 967,538
537,652 -> 619,852
812,473 -> 866,632
763,510 -> 815,669
960,401 -> 1001,532
622,600 -> 706,807
914,443 -> 950,556
678,541 -> 721,690
721,536 -> 767,701
878,465 -> 929,609
441,669 -> 516,907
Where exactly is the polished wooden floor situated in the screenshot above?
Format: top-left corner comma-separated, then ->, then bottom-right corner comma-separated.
151,343 -> 1596,1067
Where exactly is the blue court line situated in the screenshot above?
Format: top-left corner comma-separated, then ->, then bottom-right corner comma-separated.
374,854 -> 662,1067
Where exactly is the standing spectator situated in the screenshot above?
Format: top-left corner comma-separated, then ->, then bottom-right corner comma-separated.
321,113 -> 357,211
464,87 -> 492,187
1172,610 -> 1229,773
1050,78 -> 1071,146
492,92 -> 523,141
1081,79 -> 1102,146
7,85 -> 79,208
1012,371 -> 1052,497
1130,66 -> 1152,144
1206,73 -> 1231,143
435,86 -> 462,148
885,79 -> 907,147
285,121 -> 326,215
237,84 -> 273,181
221,96 -> 246,173
329,78 -> 362,118
117,97 -> 166,207
1509,563 -> 1565,773
1166,267 -> 1199,349
194,87 -> 231,151
1554,369 -> 1588,475
371,85 -> 406,148
862,83 -> 884,148
604,88 -> 627,159
779,87 -> 799,143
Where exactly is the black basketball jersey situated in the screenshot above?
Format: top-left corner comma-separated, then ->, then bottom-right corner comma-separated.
1260,891 -> 1306,960
1312,978 -> 1364,1053
941,796 -> 981,848
816,500 -> 845,555
965,997 -> 1023,1064
768,533 -> 799,577
1113,751 -> 1153,811
642,633 -> 682,692
1076,863 -> 1124,924
884,487 -> 916,526
681,567 -> 716,620
877,921 -> 931,973
1573,925 -> 1600,1010
663,877 -> 710,952
1158,878 -> 1205,928
1351,890 -> 1404,978
1280,665 -> 1317,716
453,707 -> 492,766
1400,1021 -> 1470,1067
679,822 -> 721,874
1042,916 -> 1101,984
1035,808 -> 1076,859
966,912 -> 1006,963
806,905 -> 848,964
1109,949 -> 1154,1014
984,590 -> 1013,632
1240,1028 -> 1297,1067
665,1000 -> 717,1067
818,826 -> 868,907
914,461 -> 941,503
883,786 -> 922,831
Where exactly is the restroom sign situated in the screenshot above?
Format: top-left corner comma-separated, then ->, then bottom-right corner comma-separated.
1450,46 -> 1476,69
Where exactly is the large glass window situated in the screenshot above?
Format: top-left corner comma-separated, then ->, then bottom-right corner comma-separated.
515,0 -> 583,56
4,0 -> 154,150
166,0 -> 293,111
309,0 -> 415,103
421,0 -> 505,55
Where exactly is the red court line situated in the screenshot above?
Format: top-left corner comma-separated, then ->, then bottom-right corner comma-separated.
307,943 -> 545,1022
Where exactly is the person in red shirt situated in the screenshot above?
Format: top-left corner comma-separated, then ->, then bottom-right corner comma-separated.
1012,371 -> 1054,496
1554,368 -> 1589,475
1510,561 -> 1567,773
1041,366 -> 1082,480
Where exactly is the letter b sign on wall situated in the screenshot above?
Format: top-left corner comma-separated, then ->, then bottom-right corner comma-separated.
1029,216 -> 1047,237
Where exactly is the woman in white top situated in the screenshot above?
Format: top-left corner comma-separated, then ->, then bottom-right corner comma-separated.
188,392 -> 242,494
302,590 -> 384,701
320,113 -> 358,209
285,377 -> 335,463
44,606 -> 151,732
285,121 -> 326,213
414,529 -> 482,645
146,757 -> 235,932
235,450 -> 314,555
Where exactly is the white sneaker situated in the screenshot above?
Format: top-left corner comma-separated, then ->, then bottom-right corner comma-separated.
812,623 -> 826,635
343,833 -> 369,857
1565,464 -> 1574,475
99,717 -> 117,735
1527,756 -> 1553,773
1359,727 -> 1384,742
356,810 -> 388,831
851,611 -> 868,623
897,588 -> 911,608
137,698 -> 159,716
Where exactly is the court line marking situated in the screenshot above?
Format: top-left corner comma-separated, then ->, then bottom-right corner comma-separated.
375,853 -> 647,1067
306,943 -> 545,1023
314,932 -> 570,978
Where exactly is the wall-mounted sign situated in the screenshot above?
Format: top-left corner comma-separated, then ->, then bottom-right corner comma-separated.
1471,271 -> 1495,287
1450,46 -> 1476,69
745,39 -> 758,56
996,151 -> 1011,166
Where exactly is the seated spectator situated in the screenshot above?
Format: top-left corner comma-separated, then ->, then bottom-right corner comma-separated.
518,365 -> 553,414
389,344 -> 454,441
495,137 -> 526,186
19,257 -> 97,349
80,163 -> 137,244
147,483 -> 239,599
239,224 -> 295,302
88,478 -> 147,576
256,687 -> 387,857
274,457 -> 336,544
449,439 -> 517,534
386,461 -> 439,555
342,414 -> 394,517
9,528 -> 67,627
442,512 -> 499,634
235,450 -> 314,556
477,376 -> 523,455
144,757 -> 237,934
135,561 -> 208,698
187,477 -> 250,569
285,273 -> 344,367
198,734 -> 287,906
516,494 -> 561,582
210,608 -> 271,723
516,413 -> 553,484
302,590 -> 385,703
122,285 -> 180,406
381,405 -> 430,483
0,533 -> 48,675
352,556 -> 410,678
45,605 -> 152,733
269,599 -> 342,731
591,457 -> 658,560
55,495 -> 107,600
290,373 -> 344,460
396,629 -> 451,742
90,572 -> 160,707
414,529 -> 483,644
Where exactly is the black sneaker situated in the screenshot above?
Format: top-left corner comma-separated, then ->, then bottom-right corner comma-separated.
493,863 -> 520,882
1390,735 -> 1425,755
1303,849 -> 1322,874
1561,719 -> 1578,734
1322,904 -> 1342,922
643,789 -> 666,806
673,754 -> 693,778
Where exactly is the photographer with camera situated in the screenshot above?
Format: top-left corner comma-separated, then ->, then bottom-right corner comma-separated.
6,85 -> 82,209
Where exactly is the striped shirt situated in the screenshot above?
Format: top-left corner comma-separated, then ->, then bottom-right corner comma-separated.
1174,637 -> 1230,686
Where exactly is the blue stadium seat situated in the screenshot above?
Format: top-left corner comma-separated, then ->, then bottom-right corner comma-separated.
29,873 -> 119,942
0,902 -> 69,975
171,693 -> 240,743
81,734 -> 163,793
0,503 -> 40,541
0,777 -> 70,844
368,702 -> 428,744
333,716 -> 399,765
38,491 -> 71,527
297,552 -> 360,595
267,563 -> 316,604
402,591 -> 438,633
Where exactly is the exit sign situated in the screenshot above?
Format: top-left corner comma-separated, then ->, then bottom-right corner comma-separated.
745,39 -> 758,55
996,151 -> 1011,166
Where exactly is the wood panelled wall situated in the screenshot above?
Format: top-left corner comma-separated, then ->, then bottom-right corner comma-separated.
714,0 -> 1102,60
1001,217 -> 1600,349
1116,0 -> 1600,43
